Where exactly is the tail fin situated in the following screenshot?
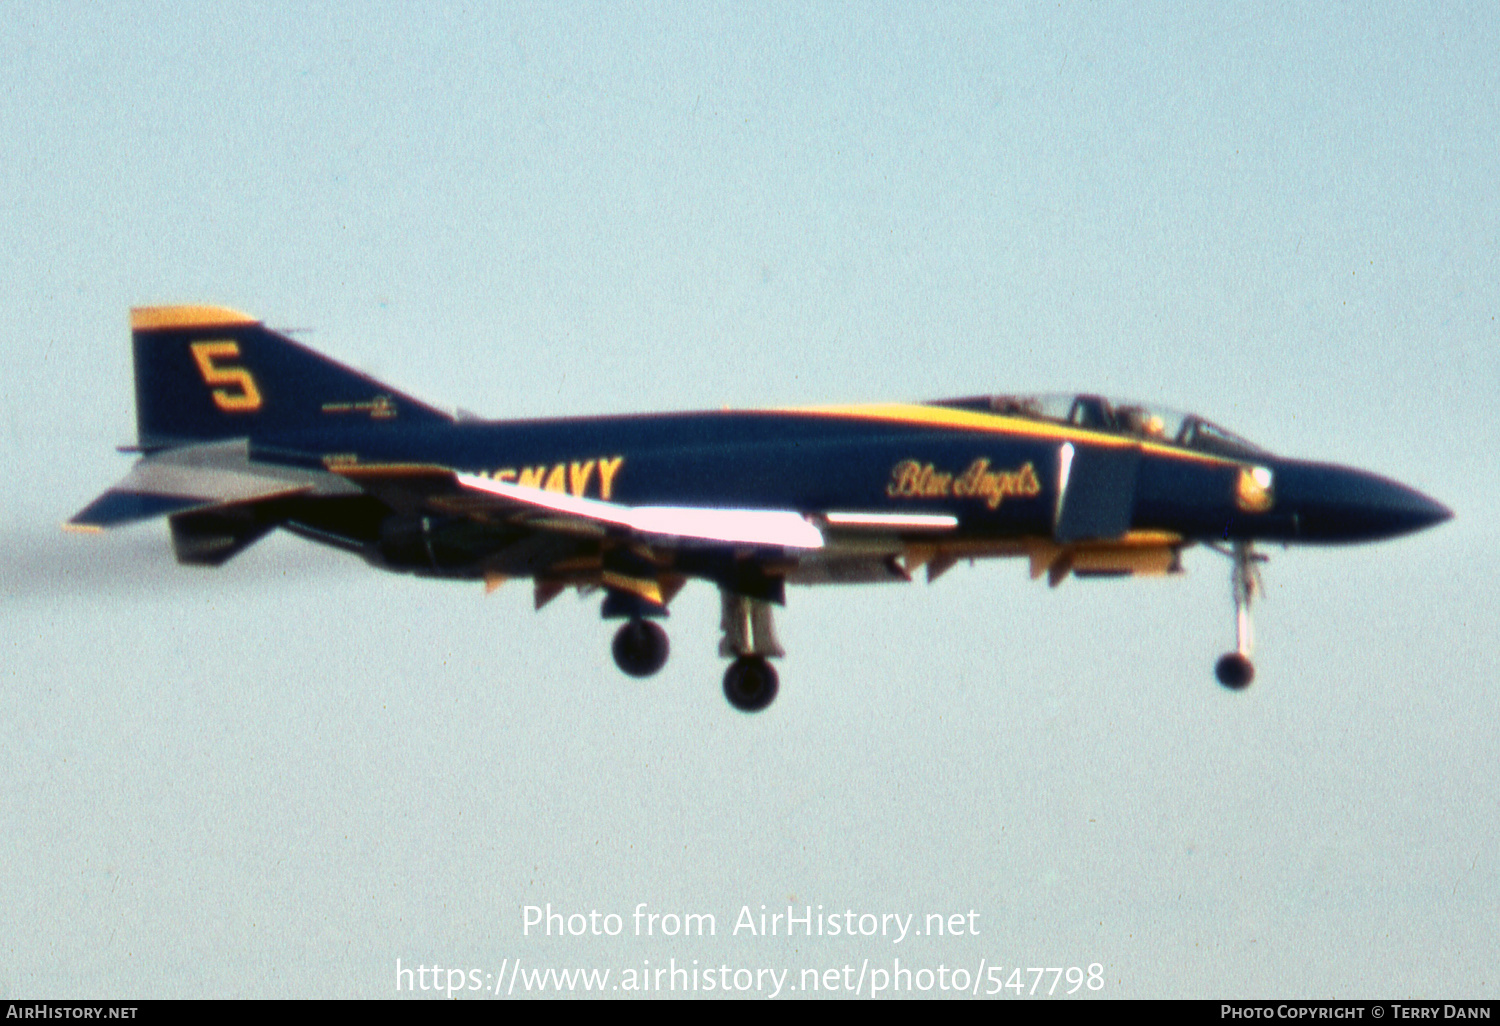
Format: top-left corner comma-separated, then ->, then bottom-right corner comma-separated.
130,305 -> 451,448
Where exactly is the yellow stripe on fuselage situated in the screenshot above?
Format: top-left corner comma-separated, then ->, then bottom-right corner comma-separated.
780,403 -> 1243,467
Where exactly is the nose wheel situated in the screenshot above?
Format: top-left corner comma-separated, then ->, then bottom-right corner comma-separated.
1215,651 -> 1254,689
1214,541 -> 1264,690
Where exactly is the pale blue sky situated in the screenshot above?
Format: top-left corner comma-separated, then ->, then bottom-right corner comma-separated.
2,2 -> 1495,998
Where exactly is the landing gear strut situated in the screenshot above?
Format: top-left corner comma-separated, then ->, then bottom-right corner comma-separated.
1214,541 -> 1264,690
719,591 -> 783,712
612,618 -> 669,677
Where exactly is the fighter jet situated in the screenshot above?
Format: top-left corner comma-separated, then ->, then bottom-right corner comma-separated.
69,306 -> 1452,711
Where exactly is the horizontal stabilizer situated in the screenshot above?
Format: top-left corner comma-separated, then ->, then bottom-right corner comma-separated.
68,490 -> 206,530
67,438 -> 356,531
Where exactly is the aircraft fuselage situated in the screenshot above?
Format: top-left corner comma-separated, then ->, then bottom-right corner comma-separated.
72,307 -> 1452,707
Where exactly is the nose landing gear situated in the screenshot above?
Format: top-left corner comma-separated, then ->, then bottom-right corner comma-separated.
1214,540 -> 1264,690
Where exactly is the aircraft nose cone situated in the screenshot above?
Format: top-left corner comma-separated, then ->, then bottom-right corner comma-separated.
1279,462 -> 1452,542
1376,488 -> 1453,538
1406,491 -> 1454,531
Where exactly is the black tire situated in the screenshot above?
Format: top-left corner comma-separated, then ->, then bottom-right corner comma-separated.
612,619 -> 669,677
722,656 -> 779,712
1215,652 -> 1254,690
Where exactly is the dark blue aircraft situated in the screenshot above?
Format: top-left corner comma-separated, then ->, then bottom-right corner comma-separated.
70,306 -> 1451,711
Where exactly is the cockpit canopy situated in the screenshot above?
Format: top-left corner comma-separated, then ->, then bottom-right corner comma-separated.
929,394 -> 1269,460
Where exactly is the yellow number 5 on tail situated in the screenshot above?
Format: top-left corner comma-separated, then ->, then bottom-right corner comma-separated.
190,340 -> 262,412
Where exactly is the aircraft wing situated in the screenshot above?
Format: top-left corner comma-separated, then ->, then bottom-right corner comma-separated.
324,464 -> 825,549
451,472 -> 827,550
337,465 -> 959,552
329,464 -> 964,598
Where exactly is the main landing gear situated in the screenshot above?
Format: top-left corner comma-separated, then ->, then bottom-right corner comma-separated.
723,657 -> 779,713
718,591 -> 783,713
611,618 -> 669,678
603,589 -> 786,712
1213,540 -> 1265,690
